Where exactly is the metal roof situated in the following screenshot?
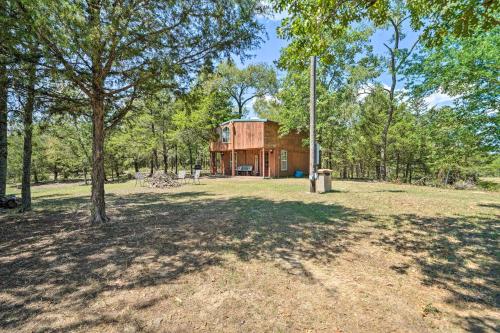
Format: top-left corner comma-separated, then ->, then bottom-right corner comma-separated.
220,118 -> 269,126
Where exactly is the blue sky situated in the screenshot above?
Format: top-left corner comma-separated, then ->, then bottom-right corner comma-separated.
241,19 -> 285,68
238,17 -> 453,112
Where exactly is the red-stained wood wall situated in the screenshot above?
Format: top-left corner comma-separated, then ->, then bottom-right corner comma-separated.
210,120 -> 309,177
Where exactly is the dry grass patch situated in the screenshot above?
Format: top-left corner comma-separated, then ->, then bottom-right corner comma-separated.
0,178 -> 498,332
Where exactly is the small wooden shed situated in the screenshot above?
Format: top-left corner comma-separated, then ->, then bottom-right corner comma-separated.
209,119 -> 309,177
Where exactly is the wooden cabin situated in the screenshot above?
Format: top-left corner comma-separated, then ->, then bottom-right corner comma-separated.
209,119 -> 309,177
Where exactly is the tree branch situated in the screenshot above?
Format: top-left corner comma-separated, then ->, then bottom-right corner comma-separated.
396,35 -> 421,72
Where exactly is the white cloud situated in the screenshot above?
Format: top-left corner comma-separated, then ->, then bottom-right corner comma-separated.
356,84 -> 456,109
424,92 -> 455,107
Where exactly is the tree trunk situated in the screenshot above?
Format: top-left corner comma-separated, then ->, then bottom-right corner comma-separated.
54,166 -> 58,181
20,60 -> 36,212
405,163 -> 410,183
188,145 -> 193,175
380,18 -> 401,181
134,158 -> 139,173
83,167 -> 88,185
153,148 -> 159,170
380,102 -> 395,181
444,169 -> 450,185
149,154 -> 154,177
175,144 -> 178,174
0,62 -> 8,196
150,119 -> 159,170
237,102 -> 243,118
162,140 -> 168,173
33,167 -> 38,184
90,95 -> 108,224
395,152 -> 400,180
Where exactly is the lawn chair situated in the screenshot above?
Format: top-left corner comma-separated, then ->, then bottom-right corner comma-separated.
135,172 -> 145,187
192,169 -> 201,184
177,170 -> 187,184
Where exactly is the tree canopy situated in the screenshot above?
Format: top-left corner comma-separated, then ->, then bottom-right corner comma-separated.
1,0 -> 498,221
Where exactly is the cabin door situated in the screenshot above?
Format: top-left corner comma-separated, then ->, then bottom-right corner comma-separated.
264,152 -> 270,177
254,154 -> 259,176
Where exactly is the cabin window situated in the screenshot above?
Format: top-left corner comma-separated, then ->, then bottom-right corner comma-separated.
280,150 -> 288,171
222,127 -> 230,143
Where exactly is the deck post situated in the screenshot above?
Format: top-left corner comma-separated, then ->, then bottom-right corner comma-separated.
210,152 -> 215,175
231,150 -> 235,176
231,121 -> 236,177
262,148 -> 265,178
221,153 -> 225,176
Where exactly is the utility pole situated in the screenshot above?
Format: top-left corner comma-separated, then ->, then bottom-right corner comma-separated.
309,56 -> 317,193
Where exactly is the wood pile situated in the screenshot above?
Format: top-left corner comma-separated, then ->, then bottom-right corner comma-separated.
147,172 -> 182,188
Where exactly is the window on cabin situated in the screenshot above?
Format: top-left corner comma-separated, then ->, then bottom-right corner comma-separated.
280,150 -> 288,171
221,127 -> 230,143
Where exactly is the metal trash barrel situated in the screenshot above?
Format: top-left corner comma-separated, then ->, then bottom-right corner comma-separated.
317,169 -> 332,193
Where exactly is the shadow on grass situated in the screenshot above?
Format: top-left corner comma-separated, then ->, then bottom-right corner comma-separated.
374,190 -> 407,193
373,213 -> 499,331
0,189 -> 498,332
0,190 -> 370,331
478,203 -> 500,209
33,193 -> 76,200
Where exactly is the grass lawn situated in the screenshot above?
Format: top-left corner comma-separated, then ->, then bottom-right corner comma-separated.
1,178 -> 499,332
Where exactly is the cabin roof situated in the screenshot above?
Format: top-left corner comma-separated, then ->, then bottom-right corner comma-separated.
219,118 -> 275,126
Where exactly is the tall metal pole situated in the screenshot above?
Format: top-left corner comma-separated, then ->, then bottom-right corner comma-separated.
309,56 -> 317,193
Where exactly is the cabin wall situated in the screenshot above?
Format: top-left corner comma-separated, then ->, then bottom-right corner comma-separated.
276,130 -> 309,177
210,121 -> 309,178
277,150 -> 309,177
233,122 -> 264,149
269,150 -> 277,177
263,122 -> 279,149
221,152 -> 230,175
220,149 -> 263,176
219,148 -> 308,177
210,122 -> 264,151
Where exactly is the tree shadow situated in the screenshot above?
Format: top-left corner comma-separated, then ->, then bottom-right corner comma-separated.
0,190 -> 371,331
374,190 -> 407,193
478,203 -> 500,209
2,189 -> 498,332
372,213 -> 499,331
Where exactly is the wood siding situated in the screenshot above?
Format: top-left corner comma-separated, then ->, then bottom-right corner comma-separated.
263,122 -> 279,148
210,120 -> 309,177
217,149 -> 262,176
209,121 -> 264,151
276,130 -> 309,177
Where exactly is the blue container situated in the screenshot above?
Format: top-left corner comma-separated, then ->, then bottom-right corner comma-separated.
294,170 -> 304,178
